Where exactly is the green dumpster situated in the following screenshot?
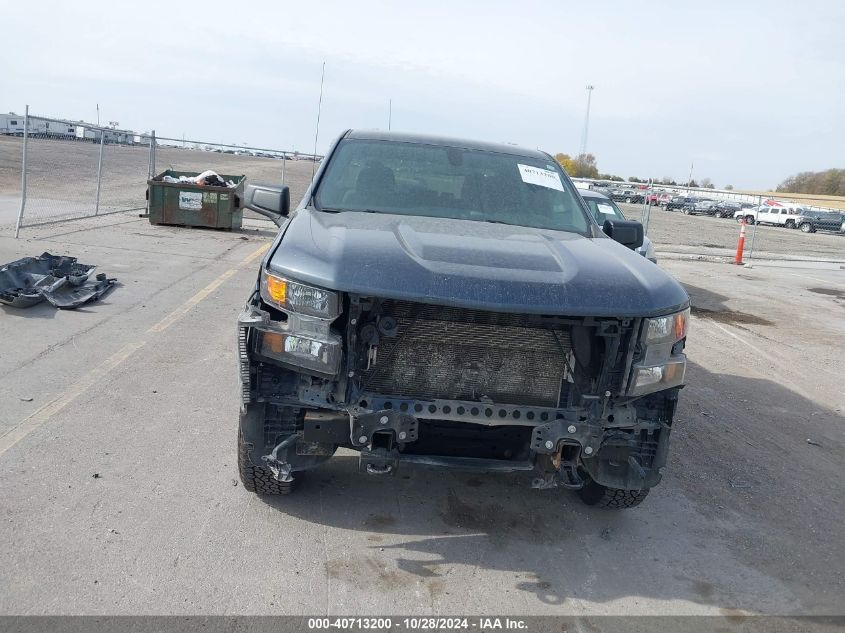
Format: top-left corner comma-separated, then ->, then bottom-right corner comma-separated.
147,170 -> 246,229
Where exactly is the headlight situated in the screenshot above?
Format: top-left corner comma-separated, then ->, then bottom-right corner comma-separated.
629,358 -> 686,396
645,308 -> 689,345
260,271 -> 341,319
257,329 -> 341,376
627,308 -> 689,396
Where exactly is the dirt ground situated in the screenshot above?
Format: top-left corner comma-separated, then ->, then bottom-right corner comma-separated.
0,136 -> 317,225
618,202 -> 845,262
2,137 -> 843,264
0,206 -> 843,621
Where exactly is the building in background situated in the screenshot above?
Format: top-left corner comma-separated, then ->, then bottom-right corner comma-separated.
0,112 -> 138,144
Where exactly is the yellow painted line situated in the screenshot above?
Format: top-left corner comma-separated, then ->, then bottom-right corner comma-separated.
0,243 -> 270,457
149,244 -> 268,333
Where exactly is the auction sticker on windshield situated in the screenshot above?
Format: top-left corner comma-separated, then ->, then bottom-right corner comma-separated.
517,164 -> 564,191
597,203 -> 616,215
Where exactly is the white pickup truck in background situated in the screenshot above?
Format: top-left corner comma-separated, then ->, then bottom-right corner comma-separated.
734,204 -> 805,227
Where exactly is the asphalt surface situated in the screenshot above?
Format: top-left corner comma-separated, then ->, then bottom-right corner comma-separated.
0,214 -> 843,617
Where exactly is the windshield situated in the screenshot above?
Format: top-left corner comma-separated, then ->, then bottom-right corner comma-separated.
314,139 -> 591,234
582,196 -> 625,223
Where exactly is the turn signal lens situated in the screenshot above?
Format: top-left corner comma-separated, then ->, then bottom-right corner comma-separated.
264,274 -> 287,305
262,331 -> 285,354
673,309 -> 690,340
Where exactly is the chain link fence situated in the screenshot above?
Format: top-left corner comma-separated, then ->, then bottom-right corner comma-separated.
1,106 -> 320,237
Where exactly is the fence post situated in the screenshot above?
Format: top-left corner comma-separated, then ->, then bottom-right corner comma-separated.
282,153 -> 287,184
13,104 -> 29,239
147,131 -> 154,180
94,129 -> 105,215
745,194 -> 763,264
151,130 -> 156,177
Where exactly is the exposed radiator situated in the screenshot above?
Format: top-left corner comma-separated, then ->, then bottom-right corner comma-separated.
361,301 -> 572,407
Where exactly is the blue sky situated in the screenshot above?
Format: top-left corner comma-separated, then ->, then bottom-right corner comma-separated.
3,0 -> 843,189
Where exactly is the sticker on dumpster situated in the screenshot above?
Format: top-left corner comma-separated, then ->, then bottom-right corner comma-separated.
220,194 -> 229,202
179,191 -> 203,210
202,192 -> 218,204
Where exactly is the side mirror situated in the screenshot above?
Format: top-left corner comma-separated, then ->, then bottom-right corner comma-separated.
603,218 -> 644,250
242,183 -> 290,226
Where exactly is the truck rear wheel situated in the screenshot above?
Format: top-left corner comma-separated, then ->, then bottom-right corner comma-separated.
238,430 -> 296,495
576,479 -> 650,509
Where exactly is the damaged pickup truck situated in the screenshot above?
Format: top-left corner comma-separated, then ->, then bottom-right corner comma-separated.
237,130 -> 689,508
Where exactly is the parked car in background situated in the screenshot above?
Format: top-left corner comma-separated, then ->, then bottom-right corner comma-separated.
682,199 -> 718,216
591,185 -> 614,197
665,196 -> 689,211
734,205 -> 804,227
713,201 -> 754,218
794,210 -> 845,233
579,190 -> 657,262
610,189 -> 644,204
645,192 -> 672,206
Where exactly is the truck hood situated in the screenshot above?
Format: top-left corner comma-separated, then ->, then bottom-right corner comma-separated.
267,209 -> 688,317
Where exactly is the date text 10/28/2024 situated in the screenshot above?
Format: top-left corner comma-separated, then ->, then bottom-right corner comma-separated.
307,618 -> 528,631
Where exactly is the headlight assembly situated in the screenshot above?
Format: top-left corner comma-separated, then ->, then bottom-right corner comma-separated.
257,328 -> 342,375
645,308 -> 689,345
627,308 -> 689,396
260,271 -> 341,319
251,272 -> 343,375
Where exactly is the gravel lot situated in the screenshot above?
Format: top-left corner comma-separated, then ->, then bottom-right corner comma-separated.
3,136 -> 843,261
0,209 -> 843,620
618,203 -> 845,262
0,136 -> 317,226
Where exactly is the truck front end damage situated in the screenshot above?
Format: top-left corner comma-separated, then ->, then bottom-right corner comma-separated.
237,272 -> 688,496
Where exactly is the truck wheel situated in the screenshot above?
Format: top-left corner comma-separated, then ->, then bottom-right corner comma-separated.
745,215 -> 755,225
576,479 -> 650,509
799,222 -> 814,233
785,219 -> 795,228
238,430 -> 296,495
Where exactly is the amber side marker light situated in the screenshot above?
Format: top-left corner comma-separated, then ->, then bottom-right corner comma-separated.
265,274 -> 287,305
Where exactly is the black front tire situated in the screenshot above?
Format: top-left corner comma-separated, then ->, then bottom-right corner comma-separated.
238,430 -> 296,495
799,222 -> 814,233
576,479 -> 650,509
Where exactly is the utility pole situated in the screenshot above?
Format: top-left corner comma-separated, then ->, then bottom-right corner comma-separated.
579,85 -> 594,157
687,160 -> 694,189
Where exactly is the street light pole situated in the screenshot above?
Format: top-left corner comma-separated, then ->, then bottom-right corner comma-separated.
579,85 -> 594,157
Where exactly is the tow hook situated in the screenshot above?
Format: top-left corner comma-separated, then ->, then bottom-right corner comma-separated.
531,444 -> 585,490
261,434 -> 297,483
359,446 -> 399,476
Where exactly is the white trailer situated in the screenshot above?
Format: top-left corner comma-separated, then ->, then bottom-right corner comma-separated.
0,113 -> 27,135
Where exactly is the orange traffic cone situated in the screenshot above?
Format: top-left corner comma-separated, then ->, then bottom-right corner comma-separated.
734,219 -> 746,265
